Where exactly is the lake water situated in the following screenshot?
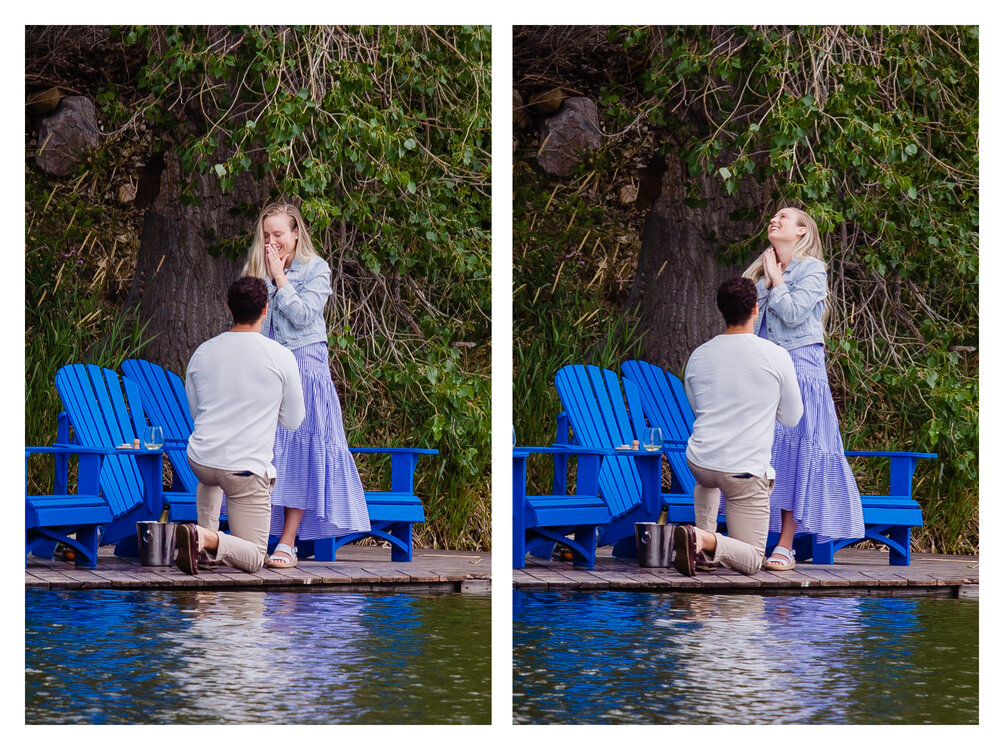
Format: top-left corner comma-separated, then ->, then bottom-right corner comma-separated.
26,589 -> 490,724
513,590 -> 977,724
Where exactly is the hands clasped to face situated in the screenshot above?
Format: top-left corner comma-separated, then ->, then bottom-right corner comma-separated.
262,214 -> 298,284
264,243 -> 288,282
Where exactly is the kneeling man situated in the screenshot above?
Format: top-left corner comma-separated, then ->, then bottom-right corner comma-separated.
675,277 -> 803,576
178,276 -> 305,574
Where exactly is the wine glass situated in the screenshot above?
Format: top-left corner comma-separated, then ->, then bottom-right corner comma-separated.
643,427 -> 663,451
143,425 -> 164,450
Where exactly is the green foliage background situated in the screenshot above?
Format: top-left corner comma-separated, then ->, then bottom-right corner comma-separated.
26,25 -> 491,551
514,26 -> 977,553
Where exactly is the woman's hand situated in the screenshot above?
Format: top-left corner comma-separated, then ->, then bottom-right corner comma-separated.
265,243 -> 288,286
763,247 -> 785,288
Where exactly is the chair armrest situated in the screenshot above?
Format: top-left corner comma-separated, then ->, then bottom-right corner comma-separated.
845,450 -> 937,459
26,444 -> 115,455
349,447 -> 439,455
26,445 -> 107,496
845,450 -> 937,497
514,446 -> 603,497
349,447 -> 437,493
524,444 -> 615,456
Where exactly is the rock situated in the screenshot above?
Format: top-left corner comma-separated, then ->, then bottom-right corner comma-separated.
529,87 -> 567,115
118,182 -> 137,204
26,87 -> 66,115
513,89 -> 532,130
35,96 -> 101,176
537,97 -> 602,177
619,183 -> 638,205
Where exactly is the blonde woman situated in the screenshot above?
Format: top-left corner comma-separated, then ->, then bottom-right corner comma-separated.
243,202 -> 369,567
743,207 -> 864,570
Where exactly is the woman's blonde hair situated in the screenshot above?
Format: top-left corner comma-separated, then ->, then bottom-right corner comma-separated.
242,202 -> 321,279
743,207 -> 825,283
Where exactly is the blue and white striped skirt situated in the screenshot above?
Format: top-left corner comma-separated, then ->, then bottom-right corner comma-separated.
768,344 -> 865,543
269,342 -> 370,539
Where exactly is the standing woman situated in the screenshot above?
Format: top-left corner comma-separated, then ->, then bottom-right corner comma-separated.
243,202 -> 369,568
744,206 -> 865,570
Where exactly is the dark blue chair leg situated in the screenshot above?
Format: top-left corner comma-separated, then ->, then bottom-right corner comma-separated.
792,534 -> 815,562
74,526 -> 100,568
114,535 -> 141,558
313,537 -> 336,561
390,522 -> 413,562
529,541 -> 556,560
294,539 -> 316,560
573,526 -> 597,568
513,524 -> 526,568
888,526 -> 911,566
611,535 -> 638,559
811,537 -> 835,564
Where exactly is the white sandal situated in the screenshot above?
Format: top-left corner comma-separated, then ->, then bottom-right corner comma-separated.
764,545 -> 796,571
266,543 -> 298,569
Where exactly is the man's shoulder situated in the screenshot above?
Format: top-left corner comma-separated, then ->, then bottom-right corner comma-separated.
690,335 -> 792,367
745,334 -> 793,359
257,336 -> 299,369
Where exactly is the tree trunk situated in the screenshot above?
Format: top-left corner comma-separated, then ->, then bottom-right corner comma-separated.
630,157 -> 770,375
129,152 -> 268,374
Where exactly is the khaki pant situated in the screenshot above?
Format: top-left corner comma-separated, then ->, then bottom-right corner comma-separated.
688,460 -> 773,575
189,460 -> 275,573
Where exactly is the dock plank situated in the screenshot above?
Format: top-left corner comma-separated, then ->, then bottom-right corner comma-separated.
514,548 -> 977,595
25,546 -> 491,593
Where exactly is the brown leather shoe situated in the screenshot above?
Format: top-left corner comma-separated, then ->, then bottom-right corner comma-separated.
175,524 -> 200,575
695,552 -> 721,571
197,551 -> 221,569
673,525 -> 697,577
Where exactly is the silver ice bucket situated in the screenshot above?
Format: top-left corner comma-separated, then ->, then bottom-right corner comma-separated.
635,522 -> 675,568
136,521 -> 178,567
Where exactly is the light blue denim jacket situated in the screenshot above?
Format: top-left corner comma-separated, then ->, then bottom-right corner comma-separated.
753,256 -> 827,349
259,254 -> 331,350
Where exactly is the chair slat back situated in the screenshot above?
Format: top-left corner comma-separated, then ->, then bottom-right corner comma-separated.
121,359 -> 198,492
622,359 -> 698,494
555,365 -> 645,519
54,365 -> 147,519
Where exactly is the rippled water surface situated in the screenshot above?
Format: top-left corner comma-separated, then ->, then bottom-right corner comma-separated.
26,589 -> 490,724
513,591 -> 977,724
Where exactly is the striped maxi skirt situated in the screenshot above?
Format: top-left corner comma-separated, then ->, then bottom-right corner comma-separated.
767,343 -> 865,544
268,341 -> 370,540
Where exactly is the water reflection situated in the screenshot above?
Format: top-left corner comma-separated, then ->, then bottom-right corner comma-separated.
513,591 -> 977,724
26,589 -> 490,724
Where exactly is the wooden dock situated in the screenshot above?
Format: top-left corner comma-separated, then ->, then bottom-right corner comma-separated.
514,548 -> 978,598
26,546 -> 491,594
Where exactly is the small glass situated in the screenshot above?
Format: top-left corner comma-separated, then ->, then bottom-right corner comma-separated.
643,427 -> 663,451
143,425 -> 164,450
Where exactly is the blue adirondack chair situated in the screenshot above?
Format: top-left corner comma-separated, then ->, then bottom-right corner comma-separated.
619,359 -> 703,523
25,444 -> 112,567
54,364 -> 187,553
553,365 -> 676,557
513,445 -> 612,568
121,358 -> 437,562
121,358 -> 199,494
622,359 -> 937,565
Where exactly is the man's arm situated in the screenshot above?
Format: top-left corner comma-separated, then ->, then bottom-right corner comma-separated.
774,350 -> 803,428
184,356 -> 199,418
277,352 -> 306,431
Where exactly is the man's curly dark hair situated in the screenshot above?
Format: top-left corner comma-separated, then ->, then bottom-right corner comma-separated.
227,276 -> 269,325
716,276 -> 758,327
